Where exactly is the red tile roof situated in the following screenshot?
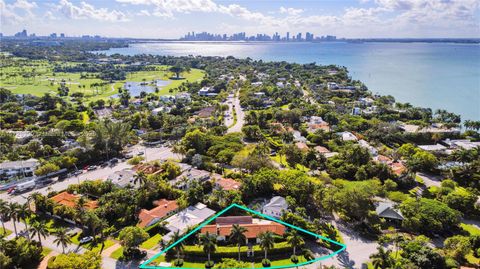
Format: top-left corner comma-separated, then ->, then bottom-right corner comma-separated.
216,216 -> 252,225
391,162 -> 407,176
216,178 -> 242,191
295,142 -> 309,151
314,146 -> 330,154
133,164 -> 163,175
201,220 -> 285,239
138,199 -> 179,228
50,191 -> 98,210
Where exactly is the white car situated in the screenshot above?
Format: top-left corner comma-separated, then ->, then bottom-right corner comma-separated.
79,236 -> 94,244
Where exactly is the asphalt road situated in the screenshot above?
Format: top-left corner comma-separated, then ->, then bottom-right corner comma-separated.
226,90 -> 245,133
0,146 -> 176,205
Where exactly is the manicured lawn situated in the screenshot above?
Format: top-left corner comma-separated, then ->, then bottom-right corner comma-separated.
70,232 -> 115,253
110,246 -> 124,259
0,227 -> 12,236
460,223 -> 480,236
141,233 -> 162,250
270,155 -> 310,171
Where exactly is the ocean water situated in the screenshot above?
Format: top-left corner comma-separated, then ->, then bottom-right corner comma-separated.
99,42 -> 480,121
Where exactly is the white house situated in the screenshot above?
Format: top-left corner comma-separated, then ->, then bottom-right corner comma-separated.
337,131 -> 358,141
358,139 -> 378,156
262,196 -> 289,218
162,203 -> 216,242
176,92 -> 191,102
198,86 -> 214,96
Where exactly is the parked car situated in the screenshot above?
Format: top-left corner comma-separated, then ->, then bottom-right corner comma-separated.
7,187 -> 16,194
137,151 -> 144,156
73,170 -> 82,176
110,158 -> 119,164
100,162 -> 108,168
87,165 -> 97,171
79,236 -> 94,244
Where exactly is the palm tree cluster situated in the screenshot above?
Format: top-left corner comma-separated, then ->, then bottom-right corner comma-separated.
0,200 -> 49,248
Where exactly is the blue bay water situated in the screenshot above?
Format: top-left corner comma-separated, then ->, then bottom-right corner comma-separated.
100,42 -> 480,121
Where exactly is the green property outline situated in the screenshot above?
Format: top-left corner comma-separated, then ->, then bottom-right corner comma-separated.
140,203 -> 346,269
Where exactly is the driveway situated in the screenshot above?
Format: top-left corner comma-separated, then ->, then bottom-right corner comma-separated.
416,172 -> 443,188
307,219 -> 378,269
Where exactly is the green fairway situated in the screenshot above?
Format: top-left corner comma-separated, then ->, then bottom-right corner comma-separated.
0,59 -> 205,102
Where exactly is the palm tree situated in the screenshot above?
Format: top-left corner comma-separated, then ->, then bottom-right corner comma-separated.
170,231 -> 184,261
258,231 -> 275,260
229,224 -> 248,261
17,203 -> 31,239
133,172 -> 147,187
286,230 -> 304,256
53,228 -> 72,253
0,200 -> 10,235
199,232 -> 217,263
370,246 -> 393,269
29,221 -> 48,245
7,202 -> 19,237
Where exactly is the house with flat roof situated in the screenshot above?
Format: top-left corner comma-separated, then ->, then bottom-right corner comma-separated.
163,203 -> 216,242
198,86 -> 215,96
107,169 -> 138,188
201,216 -> 285,243
0,158 -> 39,181
418,144 -> 447,152
138,199 -> 179,228
262,196 -> 289,218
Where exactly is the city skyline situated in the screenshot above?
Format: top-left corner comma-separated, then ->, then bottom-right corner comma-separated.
1,0 -> 480,39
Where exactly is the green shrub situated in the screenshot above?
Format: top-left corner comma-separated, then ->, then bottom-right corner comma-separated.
290,255 -> 299,264
444,257 -> 458,269
205,260 -> 214,268
174,259 -> 184,267
262,258 -> 271,267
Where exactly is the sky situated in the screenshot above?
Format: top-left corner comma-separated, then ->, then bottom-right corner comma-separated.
1,0 -> 480,38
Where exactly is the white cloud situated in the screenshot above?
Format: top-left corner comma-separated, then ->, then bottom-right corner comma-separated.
57,0 -> 129,22
279,6 -> 303,16
0,0 -> 38,25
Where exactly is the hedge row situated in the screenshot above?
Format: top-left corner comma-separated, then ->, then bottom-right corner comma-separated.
169,242 -> 293,260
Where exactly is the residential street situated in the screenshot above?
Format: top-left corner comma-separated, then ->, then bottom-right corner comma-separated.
0,146 -> 176,205
226,90 -> 245,133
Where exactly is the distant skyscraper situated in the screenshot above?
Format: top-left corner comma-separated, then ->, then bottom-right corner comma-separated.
296,32 -> 302,41
286,32 -> 290,41
60,33 -> 65,38
14,29 -> 28,38
50,33 -> 57,38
